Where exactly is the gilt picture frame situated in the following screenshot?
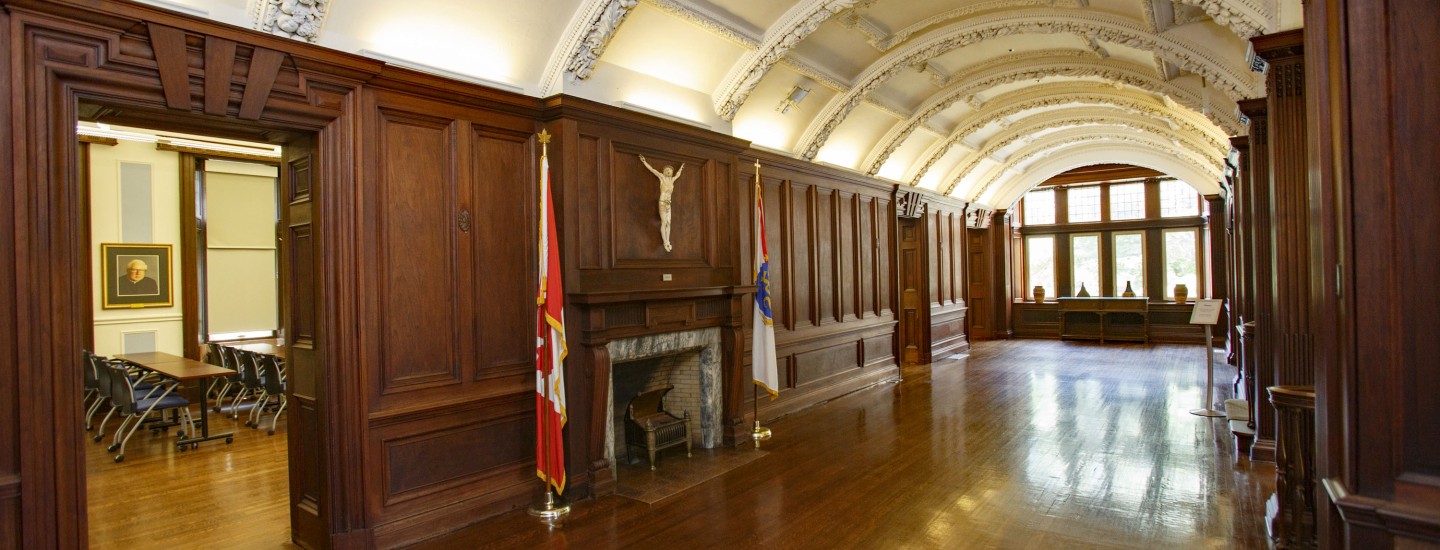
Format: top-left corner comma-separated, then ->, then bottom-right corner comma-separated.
101,243 -> 174,309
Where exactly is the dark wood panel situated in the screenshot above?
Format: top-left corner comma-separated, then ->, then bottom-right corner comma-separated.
862,334 -> 893,367
375,110 -> 463,392
471,128 -> 534,380
609,149 -> 709,264
790,182 -> 814,328
838,191 -> 856,322
793,342 -> 861,388
815,188 -> 835,324
763,176 -> 786,328
381,409 -> 532,501
202,36 -> 236,116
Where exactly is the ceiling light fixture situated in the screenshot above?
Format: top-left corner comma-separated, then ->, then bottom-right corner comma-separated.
776,85 -> 811,115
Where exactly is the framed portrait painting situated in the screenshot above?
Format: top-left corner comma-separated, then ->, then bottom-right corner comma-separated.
101,243 -> 173,309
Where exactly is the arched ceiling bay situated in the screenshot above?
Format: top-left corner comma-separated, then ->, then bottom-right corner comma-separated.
154,0 -> 1303,208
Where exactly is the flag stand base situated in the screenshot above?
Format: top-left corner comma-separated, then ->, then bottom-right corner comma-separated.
528,490 -> 570,521
751,421 -> 772,441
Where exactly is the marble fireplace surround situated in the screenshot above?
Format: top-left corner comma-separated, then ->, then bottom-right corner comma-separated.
604,327 -> 723,476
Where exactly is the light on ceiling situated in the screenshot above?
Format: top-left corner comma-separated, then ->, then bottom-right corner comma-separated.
776,85 -> 811,115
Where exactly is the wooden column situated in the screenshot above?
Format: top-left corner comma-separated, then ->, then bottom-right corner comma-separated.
1256,30 -> 1314,396
1238,97 -> 1275,462
1228,135 -> 1253,415
1309,0 -> 1440,545
990,210 -> 1014,338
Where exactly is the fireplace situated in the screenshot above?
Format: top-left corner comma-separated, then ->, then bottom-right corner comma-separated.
604,327 -> 723,476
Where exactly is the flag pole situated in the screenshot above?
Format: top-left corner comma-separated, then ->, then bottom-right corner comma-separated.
530,129 -> 570,521
751,158 -> 772,447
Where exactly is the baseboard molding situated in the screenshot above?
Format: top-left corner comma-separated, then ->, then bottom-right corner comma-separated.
1250,438 -> 1276,463
753,364 -> 899,427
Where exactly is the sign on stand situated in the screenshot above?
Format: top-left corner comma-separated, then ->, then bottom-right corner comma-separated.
1189,299 -> 1225,417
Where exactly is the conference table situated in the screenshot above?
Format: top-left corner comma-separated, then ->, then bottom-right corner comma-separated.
114,351 -> 237,450
230,341 -> 285,360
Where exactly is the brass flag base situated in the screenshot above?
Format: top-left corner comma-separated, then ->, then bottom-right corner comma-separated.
752,421 -> 772,441
528,490 -> 570,521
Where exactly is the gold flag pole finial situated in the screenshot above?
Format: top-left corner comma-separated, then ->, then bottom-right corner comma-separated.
538,129 -> 551,157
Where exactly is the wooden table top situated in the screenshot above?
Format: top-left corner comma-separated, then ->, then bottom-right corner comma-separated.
228,341 -> 285,359
114,352 -> 236,381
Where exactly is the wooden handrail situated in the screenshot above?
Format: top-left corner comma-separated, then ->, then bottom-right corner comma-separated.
1267,384 -> 1316,549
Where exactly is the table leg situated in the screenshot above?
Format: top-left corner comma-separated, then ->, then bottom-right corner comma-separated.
178,376 -> 234,449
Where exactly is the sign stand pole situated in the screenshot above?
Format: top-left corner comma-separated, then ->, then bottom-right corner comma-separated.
1189,300 -> 1225,417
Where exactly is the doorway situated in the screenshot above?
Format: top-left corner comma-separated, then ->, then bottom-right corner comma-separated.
80,123 -> 295,548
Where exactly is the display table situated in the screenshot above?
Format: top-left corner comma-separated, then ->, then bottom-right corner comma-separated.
1056,297 -> 1150,343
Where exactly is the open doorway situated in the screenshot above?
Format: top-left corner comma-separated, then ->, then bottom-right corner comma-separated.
79,122 -> 294,548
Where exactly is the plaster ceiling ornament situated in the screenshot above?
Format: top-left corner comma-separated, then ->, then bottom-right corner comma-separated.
893,93 -> 1226,183
715,0 -> 861,121
862,60 -> 1240,177
644,0 -> 760,48
565,0 -> 640,81
1173,0 -> 1273,38
966,129 -> 1223,202
934,109 -> 1218,195
251,0 -> 330,43
870,0 -> 1089,52
793,10 -> 1260,162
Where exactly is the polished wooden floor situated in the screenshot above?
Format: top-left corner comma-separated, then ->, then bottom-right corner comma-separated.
419,340 -> 1275,549
86,402 -> 294,549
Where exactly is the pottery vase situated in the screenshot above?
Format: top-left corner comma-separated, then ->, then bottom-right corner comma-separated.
1122,280 -> 1136,297
1033,285 -> 1046,303
1077,282 -> 1091,297
1174,283 -> 1189,303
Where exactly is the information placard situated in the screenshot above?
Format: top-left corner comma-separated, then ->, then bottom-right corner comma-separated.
1189,299 -> 1223,325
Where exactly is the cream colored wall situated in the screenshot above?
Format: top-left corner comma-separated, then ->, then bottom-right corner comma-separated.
204,161 -> 279,336
89,140 -> 184,356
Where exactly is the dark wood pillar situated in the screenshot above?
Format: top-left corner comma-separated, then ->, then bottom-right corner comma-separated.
1310,0 -> 1440,545
1205,194 -> 1228,347
991,210 -> 1013,338
1238,97 -> 1275,462
1257,30 -> 1314,390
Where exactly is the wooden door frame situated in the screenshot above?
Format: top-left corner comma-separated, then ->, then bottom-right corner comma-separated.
894,206 -> 931,366
1,2 -> 380,547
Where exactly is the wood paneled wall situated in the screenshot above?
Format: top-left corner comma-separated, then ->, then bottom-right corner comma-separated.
742,150 -> 899,423
1308,0 -> 1440,544
924,194 -> 969,359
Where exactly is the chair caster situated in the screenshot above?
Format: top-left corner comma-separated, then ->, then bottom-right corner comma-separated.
176,431 -> 185,439
106,444 -> 118,452
177,445 -> 186,453
93,435 -> 103,443
113,455 -> 124,463
225,437 -> 233,444
267,430 -> 275,436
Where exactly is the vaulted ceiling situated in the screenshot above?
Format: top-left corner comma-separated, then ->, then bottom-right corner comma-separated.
154,0 -> 1302,208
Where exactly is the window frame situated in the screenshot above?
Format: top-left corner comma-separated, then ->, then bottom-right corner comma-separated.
1024,235 -> 1057,302
1069,232 -> 1102,297
1111,230 -> 1146,298
1161,227 -> 1202,300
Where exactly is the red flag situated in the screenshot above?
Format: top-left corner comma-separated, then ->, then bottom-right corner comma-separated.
536,133 -> 567,495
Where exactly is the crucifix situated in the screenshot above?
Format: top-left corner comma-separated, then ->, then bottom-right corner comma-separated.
639,154 -> 685,252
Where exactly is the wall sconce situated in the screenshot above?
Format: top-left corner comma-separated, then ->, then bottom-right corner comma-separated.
776,85 -> 811,114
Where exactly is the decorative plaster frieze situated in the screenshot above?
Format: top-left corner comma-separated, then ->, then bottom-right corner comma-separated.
930,49 -> 1097,88
714,0 -> 860,121
870,0 -> 1087,52
959,128 -> 1221,199
904,94 -> 1227,184
778,56 -> 850,92
837,10 -> 887,43
645,0 -> 760,48
250,0 -> 330,43
565,0 -> 640,80
935,109 -> 1210,193
793,10 -> 1259,162
1172,0 -> 1271,38
862,59 -> 1238,177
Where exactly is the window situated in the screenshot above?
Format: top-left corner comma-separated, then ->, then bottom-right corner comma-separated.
1071,234 -> 1100,296
1113,232 -> 1145,297
1109,182 -> 1145,220
1026,236 -> 1055,301
1164,229 -> 1198,299
1023,188 -> 1055,225
1160,180 -> 1200,217
1067,186 -> 1101,222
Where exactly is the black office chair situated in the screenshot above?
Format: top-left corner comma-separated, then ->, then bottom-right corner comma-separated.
104,362 -> 194,463
255,354 -> 287,435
